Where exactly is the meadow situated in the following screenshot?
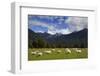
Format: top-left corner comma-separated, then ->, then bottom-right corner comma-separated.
28,48 -> 88,61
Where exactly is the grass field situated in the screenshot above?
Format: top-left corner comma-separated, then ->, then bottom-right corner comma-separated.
28,48 -> 88,61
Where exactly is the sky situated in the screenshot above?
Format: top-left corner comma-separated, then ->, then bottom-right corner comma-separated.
28,15 -> 88,35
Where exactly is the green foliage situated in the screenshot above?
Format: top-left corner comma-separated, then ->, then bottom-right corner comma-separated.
31,37 -> 47,48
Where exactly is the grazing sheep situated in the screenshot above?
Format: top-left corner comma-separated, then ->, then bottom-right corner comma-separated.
31,51 -> 37,55
57,50 -> 61,53
44,50 -> 52,54
65,48 -> 71,54
75,49 -> 82,53
37,52 -> 43,57
52,49 -> 55,52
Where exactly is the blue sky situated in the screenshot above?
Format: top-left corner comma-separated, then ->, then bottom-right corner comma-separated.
28,15 -> 88,35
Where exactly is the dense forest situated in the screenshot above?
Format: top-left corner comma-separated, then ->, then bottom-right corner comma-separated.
28,28 -> 88,48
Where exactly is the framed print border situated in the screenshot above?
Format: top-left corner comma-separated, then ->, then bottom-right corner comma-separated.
11,2 -> 96,74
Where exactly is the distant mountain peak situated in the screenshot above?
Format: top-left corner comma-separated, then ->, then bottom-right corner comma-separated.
28,28 -> 88,48
54,33 -> 62,36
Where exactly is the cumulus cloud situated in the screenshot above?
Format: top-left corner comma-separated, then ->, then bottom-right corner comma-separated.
29,20 -> 71,35
29,20 -> 55,31
38,16 -> 54,21
48,28 -> 71,35
65,17 -> 88,32
28,15 -> 88,35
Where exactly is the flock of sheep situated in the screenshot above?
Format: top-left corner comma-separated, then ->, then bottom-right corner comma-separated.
31,48 -> 82,57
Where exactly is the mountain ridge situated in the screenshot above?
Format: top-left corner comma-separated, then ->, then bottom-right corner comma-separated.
28,28 -> 88,48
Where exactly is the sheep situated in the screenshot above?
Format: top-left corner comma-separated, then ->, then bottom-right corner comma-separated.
31,51 -> 37,55
36,52 -> 43,57
31,50 -> 40,55
75,49 -> 82,53
44,50 -> 52,54
65,48 -> 71,54
57,50 -> 61,53
52,49 -> 55,52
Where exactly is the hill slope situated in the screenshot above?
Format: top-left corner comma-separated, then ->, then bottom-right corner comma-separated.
28,29 -> 88,48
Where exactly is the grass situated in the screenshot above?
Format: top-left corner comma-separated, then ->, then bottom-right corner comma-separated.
28,48 -> 88,61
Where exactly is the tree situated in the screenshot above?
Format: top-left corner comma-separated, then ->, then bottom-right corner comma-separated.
37,37 -> 46,48
32,37 -> 47,48
28,40 -> 33,48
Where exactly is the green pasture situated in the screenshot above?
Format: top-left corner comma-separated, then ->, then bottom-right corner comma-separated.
28,48 -> 88,61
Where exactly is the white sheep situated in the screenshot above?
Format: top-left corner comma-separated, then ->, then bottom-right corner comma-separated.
31,50 -> 40,55
37,52 -> 43,56
44,50 -> 52,54
57,50 -> 61,53
31,51 -> 37,55
52,49 -> 55,52
65,48 -> 71,54
75,49 -> 82,53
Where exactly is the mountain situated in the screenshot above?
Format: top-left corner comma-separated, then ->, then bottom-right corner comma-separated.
28,28 -> 88,48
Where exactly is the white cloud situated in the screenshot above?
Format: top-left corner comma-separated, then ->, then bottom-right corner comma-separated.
29,20 -> 55,31
65,17 -> 88,32
48,28 -> 71,35
29,20 -> 47,27
38,16 -> 55,21
60,29 -> 71,34
29,16 -> 87,35
29,20 -> 71,35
